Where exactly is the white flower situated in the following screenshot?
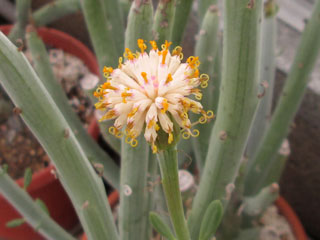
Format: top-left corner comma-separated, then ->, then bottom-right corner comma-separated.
94,40 -> 214,153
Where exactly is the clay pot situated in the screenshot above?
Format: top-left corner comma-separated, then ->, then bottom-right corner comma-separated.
0,25 -> 99,240
275,197 -> 308,240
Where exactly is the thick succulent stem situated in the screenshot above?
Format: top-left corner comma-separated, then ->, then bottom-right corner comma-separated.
119,135 -> 150,240
192,5 -> 220,172
125,0 -> 154,52
244,0 -> 320,196
171,0 -> 193,46
26,26 -> 120,190
33,0 -> 81,27
118,2 -> 154,239
8,0 -> 31,42
245,0 -> 277,160
0,32 -> 118,240
153,0 -> 176,44
187,0 -> 263,239
99,0 -> 125,56
157,146 -> 191,240
80,0 -> 119,72
198,0 -> 217,23
0,167 -> 76,240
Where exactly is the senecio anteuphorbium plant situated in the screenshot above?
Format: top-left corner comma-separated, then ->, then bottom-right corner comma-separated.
0,0 -> 320,239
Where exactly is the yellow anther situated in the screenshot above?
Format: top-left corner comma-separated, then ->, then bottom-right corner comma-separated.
103,66 -> 113,78
187,56 -> 200,69
189,69 -> 199,78
165,73 -> 173,84
137,39 -> 147,53
147,118 -> 155,129
95,101 -> 107,110
141,72 -> 148,84
150,40 -> 158,50
172,46 -> 183,57
124,48 -> 135,60
161,99 -> 169,114
161,40 -> 172,50
152,144 -> 158,153
118,57 -> 123,69
168,132 -> 173,144
102,82 -> 118,91
100,109 -> 117,121
128,107 -> 138,118
121,88 -> 132,103
162,49 -> 168,65
155,124 -> 160,131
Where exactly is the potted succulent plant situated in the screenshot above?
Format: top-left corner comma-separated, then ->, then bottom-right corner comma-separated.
1,0 -> 319,239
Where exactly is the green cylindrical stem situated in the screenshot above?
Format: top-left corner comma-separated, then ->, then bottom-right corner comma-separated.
119,135 -> 150,240
153,0 -> 176,44
0,32 -> 118,240
0,168 -> 76,240
26,27 -> 120,190
80,0 -> 119,72
192,5 -> 220,171
245,2 -> 277,160
33,0 -> 81,27
8,0 -> 31,42
245,0 -> 320,196
118,2 -> 154,239
157,146 -> 191,240
100,0 -> 124,56
188,0 -> 263,239
198,0 -> 217,23
171,0 -> 193,46
125,0 -> 154,52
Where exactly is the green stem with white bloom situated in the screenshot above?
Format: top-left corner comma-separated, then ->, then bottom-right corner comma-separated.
157,145 -> 191,240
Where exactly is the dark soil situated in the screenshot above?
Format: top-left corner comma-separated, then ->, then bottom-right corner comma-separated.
0,49 -> 94,180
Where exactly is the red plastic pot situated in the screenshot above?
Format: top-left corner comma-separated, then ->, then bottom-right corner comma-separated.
0,25 -> 100,240
275,197 -> 308,240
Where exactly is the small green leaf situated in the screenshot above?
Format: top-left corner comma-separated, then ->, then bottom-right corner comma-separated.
35,198 -> 50,215
6,218 -> 25,228
23,167 -> 32,190
199,200 -> 223,240
1,164 -> 9,175
149,212 -> 176,240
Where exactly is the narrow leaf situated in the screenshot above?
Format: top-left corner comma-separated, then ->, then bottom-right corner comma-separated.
35,198 -> 50,216
149,212 -> 176,240
23,167 -> 32,190
6,218 -> 25,228
199,200 -> 223,240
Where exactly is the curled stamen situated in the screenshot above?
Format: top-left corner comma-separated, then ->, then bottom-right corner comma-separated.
150,40 -> 158,50
161,40 -> 172,50
190,129 -> 200,137
201,81 -> 208,88
130,138 -> 138,147
137,39 -> 147,53
103,66 -> 113,78
124,48 -> 135,60
182,130 -> 191,139
172,46 -> 183,60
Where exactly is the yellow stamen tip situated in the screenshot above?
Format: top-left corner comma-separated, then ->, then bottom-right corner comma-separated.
137,39 -> 147,53
165,73 -> 173,84
141,72 -> 148,83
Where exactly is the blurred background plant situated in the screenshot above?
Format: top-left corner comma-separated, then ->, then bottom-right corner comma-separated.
0,0 -> 320,239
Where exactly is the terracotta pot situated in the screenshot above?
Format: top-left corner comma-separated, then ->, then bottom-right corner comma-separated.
275,197 -> 308,240
0,25 -> 100,240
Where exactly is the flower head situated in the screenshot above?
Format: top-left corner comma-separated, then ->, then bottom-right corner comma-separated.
94,40 -> 214,153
